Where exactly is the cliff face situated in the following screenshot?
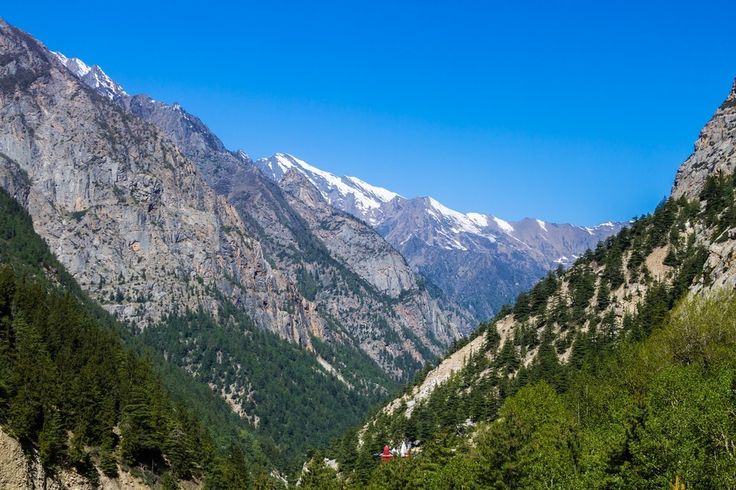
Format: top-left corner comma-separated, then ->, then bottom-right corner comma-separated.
279,169 -> 417,298
277,169 -> 471,364
673,79 -> 736,199
116,93 -> 470,375
671,79 -> 736,293
0,19 -> 320,342
0,18 -> 469,386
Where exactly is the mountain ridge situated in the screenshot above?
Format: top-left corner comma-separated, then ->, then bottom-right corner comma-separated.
18,39 -> 469,374
48,46 -> 625,324
254,152 -> 626,319
0,20 -> 438,465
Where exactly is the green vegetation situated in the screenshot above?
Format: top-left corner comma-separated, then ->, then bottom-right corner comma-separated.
314,174 -> 736,488
0,189 -> 279,487
141,306 -> 392,471
308,291 -> 736,489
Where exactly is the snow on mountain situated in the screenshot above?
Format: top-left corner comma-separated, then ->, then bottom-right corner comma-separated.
254,152 -> 626,319
346,175 -> 401,203
52,50 -> 624,322
426,197 -> 486,236
52,51 -> 128,101
254,152 -> 624,255
254,153 -> 401,225
492,216 -> 514,233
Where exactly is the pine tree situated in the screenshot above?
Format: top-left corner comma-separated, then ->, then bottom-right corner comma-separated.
39,409 -> 67,467
597,280 -> 611,311
300,452 -> 341,490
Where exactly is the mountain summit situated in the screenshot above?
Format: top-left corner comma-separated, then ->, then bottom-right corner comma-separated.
52,51 -> 127,101
255,153 -> 625,319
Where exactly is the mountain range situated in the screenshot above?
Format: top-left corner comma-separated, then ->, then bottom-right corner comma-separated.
255,153 -> 626,319
47,39 -> 469,376
51,49 -> 624,324
0,17 -> 641,487
48,44 -> 625,340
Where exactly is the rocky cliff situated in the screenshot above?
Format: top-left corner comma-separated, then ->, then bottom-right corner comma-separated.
673,78 -> 736,292
0,19 -> 323,345
49,43 -> 472,377
110,88 -> 470,376
672,79 -> 736,199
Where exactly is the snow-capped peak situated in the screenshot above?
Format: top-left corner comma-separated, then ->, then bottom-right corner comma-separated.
52,51 -> 128,100
256,151 -> 514,252
492,216 -> 515,233
346,176 -> 401,203
272,153 -> 296,174
251,152 -> 624,261
254,153 -> 405,225
53,51 -> 92,77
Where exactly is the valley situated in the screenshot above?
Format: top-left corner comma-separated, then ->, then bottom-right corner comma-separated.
0,11 -> 734,490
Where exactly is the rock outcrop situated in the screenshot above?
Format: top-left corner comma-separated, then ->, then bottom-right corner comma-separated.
113,90 -> 471,375
0,19 -> 319,343
673,79 -> 736,199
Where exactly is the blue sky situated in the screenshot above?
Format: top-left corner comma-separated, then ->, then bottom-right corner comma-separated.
4,1 -> 735,225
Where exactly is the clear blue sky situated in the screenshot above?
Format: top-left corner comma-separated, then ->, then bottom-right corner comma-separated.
4,1 -> 735,225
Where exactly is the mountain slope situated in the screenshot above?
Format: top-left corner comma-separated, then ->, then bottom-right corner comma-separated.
0,187 -> 274,488
0,20 -> 416,468
255,153 -> 625,320
91,68 -> 471,375
320,79 -> 736,487
0,19 -> 310,336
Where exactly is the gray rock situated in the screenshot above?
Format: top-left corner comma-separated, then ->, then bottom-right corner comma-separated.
672,79 -> 736,199
0,19 -> 319,344
113,90 -> 471,377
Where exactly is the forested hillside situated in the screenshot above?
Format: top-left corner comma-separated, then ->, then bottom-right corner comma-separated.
0,188 -> 279,488
307,81 -> 736,487
332,291 -> 736,488
141,305 -> 395,466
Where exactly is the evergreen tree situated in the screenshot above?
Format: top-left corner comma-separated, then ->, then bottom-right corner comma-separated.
38,409 -> 67,467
